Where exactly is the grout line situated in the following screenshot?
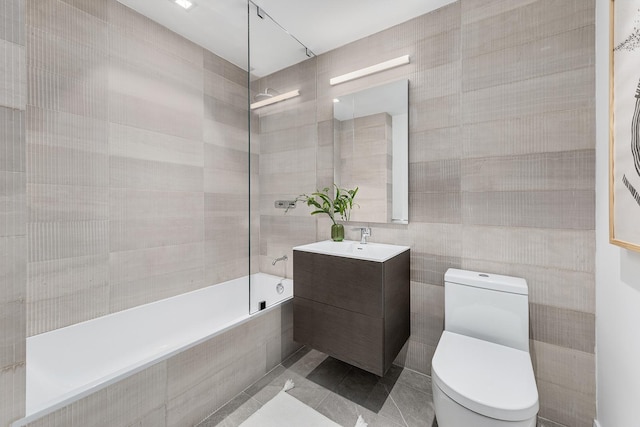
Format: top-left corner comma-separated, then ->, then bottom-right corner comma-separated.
309,364 -> 354,410
202,362 -> 289,426
395,364 -> 430,378
332,364 -> 354,392
312,385 -> 333,410
241,363 -> 285,394
245,393 -> 266,410
383,383 -> 409,427
200,391 -> 262,427
197,392 -> 248,426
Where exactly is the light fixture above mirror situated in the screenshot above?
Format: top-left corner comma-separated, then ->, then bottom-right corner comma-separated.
329,55 -> 410,86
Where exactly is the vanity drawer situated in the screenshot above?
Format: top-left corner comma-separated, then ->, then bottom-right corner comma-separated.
293,296 -> 384,376
294,250 -> 383,317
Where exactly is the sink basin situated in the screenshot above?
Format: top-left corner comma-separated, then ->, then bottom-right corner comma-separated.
293,240 -> 409,262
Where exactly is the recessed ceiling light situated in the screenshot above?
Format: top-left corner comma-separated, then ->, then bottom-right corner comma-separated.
173,0 -> 195,10
333,98 -> 340,103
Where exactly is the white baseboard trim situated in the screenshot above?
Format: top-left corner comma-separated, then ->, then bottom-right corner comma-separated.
594,420 -> 601,427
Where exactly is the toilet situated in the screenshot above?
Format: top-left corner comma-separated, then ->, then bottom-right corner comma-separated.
432,269 -> 539,427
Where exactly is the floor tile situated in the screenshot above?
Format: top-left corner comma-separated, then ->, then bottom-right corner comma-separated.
315,391 -> 405,427
387,383 -> 435,427
282,348 -> 332,377
252,370 -> 332,409
244,365 -> 286,398
382,366 -> 433,396
196,392 -> 261,427
334,367 -> 382,407
306,356 -> 353,391
245,370 -> 292,405
537,418 -> 566,427
217,398 -> 263,427
363,383 -> 406,425
199,347 -> 437,427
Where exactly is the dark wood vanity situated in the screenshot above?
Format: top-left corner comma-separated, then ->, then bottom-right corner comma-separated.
292,244 -> 410,376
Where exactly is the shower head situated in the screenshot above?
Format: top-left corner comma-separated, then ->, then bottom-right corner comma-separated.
254,88 -> 279,101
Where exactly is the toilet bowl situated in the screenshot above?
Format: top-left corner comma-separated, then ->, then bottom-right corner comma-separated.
432,331 -> 538,426
432,269 -> 539,427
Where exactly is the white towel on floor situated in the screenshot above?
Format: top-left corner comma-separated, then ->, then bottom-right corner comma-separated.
239,391 -> 342,427
239,379 -> 367,427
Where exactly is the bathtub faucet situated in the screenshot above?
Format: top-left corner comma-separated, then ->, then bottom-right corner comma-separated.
272,255 -> 288,265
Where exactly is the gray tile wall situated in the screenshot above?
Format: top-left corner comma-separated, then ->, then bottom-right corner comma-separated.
254,58 -> 318,278
25,0 -> 249,335
16,2 -> 304,426
16,2 -> 303,425
460,3 -> 595,425
0,0 -> 27,425
258,1 -> 595,425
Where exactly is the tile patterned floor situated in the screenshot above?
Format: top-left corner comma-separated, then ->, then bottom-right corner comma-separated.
197,347 -> 436,427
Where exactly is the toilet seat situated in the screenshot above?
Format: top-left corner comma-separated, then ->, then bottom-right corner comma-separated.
432,331 -> 539,422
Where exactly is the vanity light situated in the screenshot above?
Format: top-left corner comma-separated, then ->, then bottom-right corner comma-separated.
250,89 -> 300,110
174,0 -> 195,10
329,55 -> 410,86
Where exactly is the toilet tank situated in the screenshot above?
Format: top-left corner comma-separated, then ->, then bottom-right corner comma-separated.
444,269 -> 530,352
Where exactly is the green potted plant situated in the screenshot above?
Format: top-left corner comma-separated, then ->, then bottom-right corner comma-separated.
288,185 -> 358,242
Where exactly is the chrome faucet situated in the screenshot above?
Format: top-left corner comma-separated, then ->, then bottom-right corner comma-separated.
272,255 -> 288,265
356,227 -> 371,244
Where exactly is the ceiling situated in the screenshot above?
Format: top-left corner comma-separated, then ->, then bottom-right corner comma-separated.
117,0 -> 456,77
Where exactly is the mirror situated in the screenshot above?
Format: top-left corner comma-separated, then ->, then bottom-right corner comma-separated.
333,79 -> 409,224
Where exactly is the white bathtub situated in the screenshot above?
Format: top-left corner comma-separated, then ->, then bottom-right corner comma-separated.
15,273 -> 293,426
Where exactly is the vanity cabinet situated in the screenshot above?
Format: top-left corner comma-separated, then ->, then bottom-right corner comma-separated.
292,246 -> 410,376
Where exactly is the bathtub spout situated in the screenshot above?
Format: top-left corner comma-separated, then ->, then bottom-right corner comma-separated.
272,255 -> 288,266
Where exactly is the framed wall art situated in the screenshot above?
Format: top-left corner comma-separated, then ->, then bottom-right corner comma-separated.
610,0 -> 640,252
